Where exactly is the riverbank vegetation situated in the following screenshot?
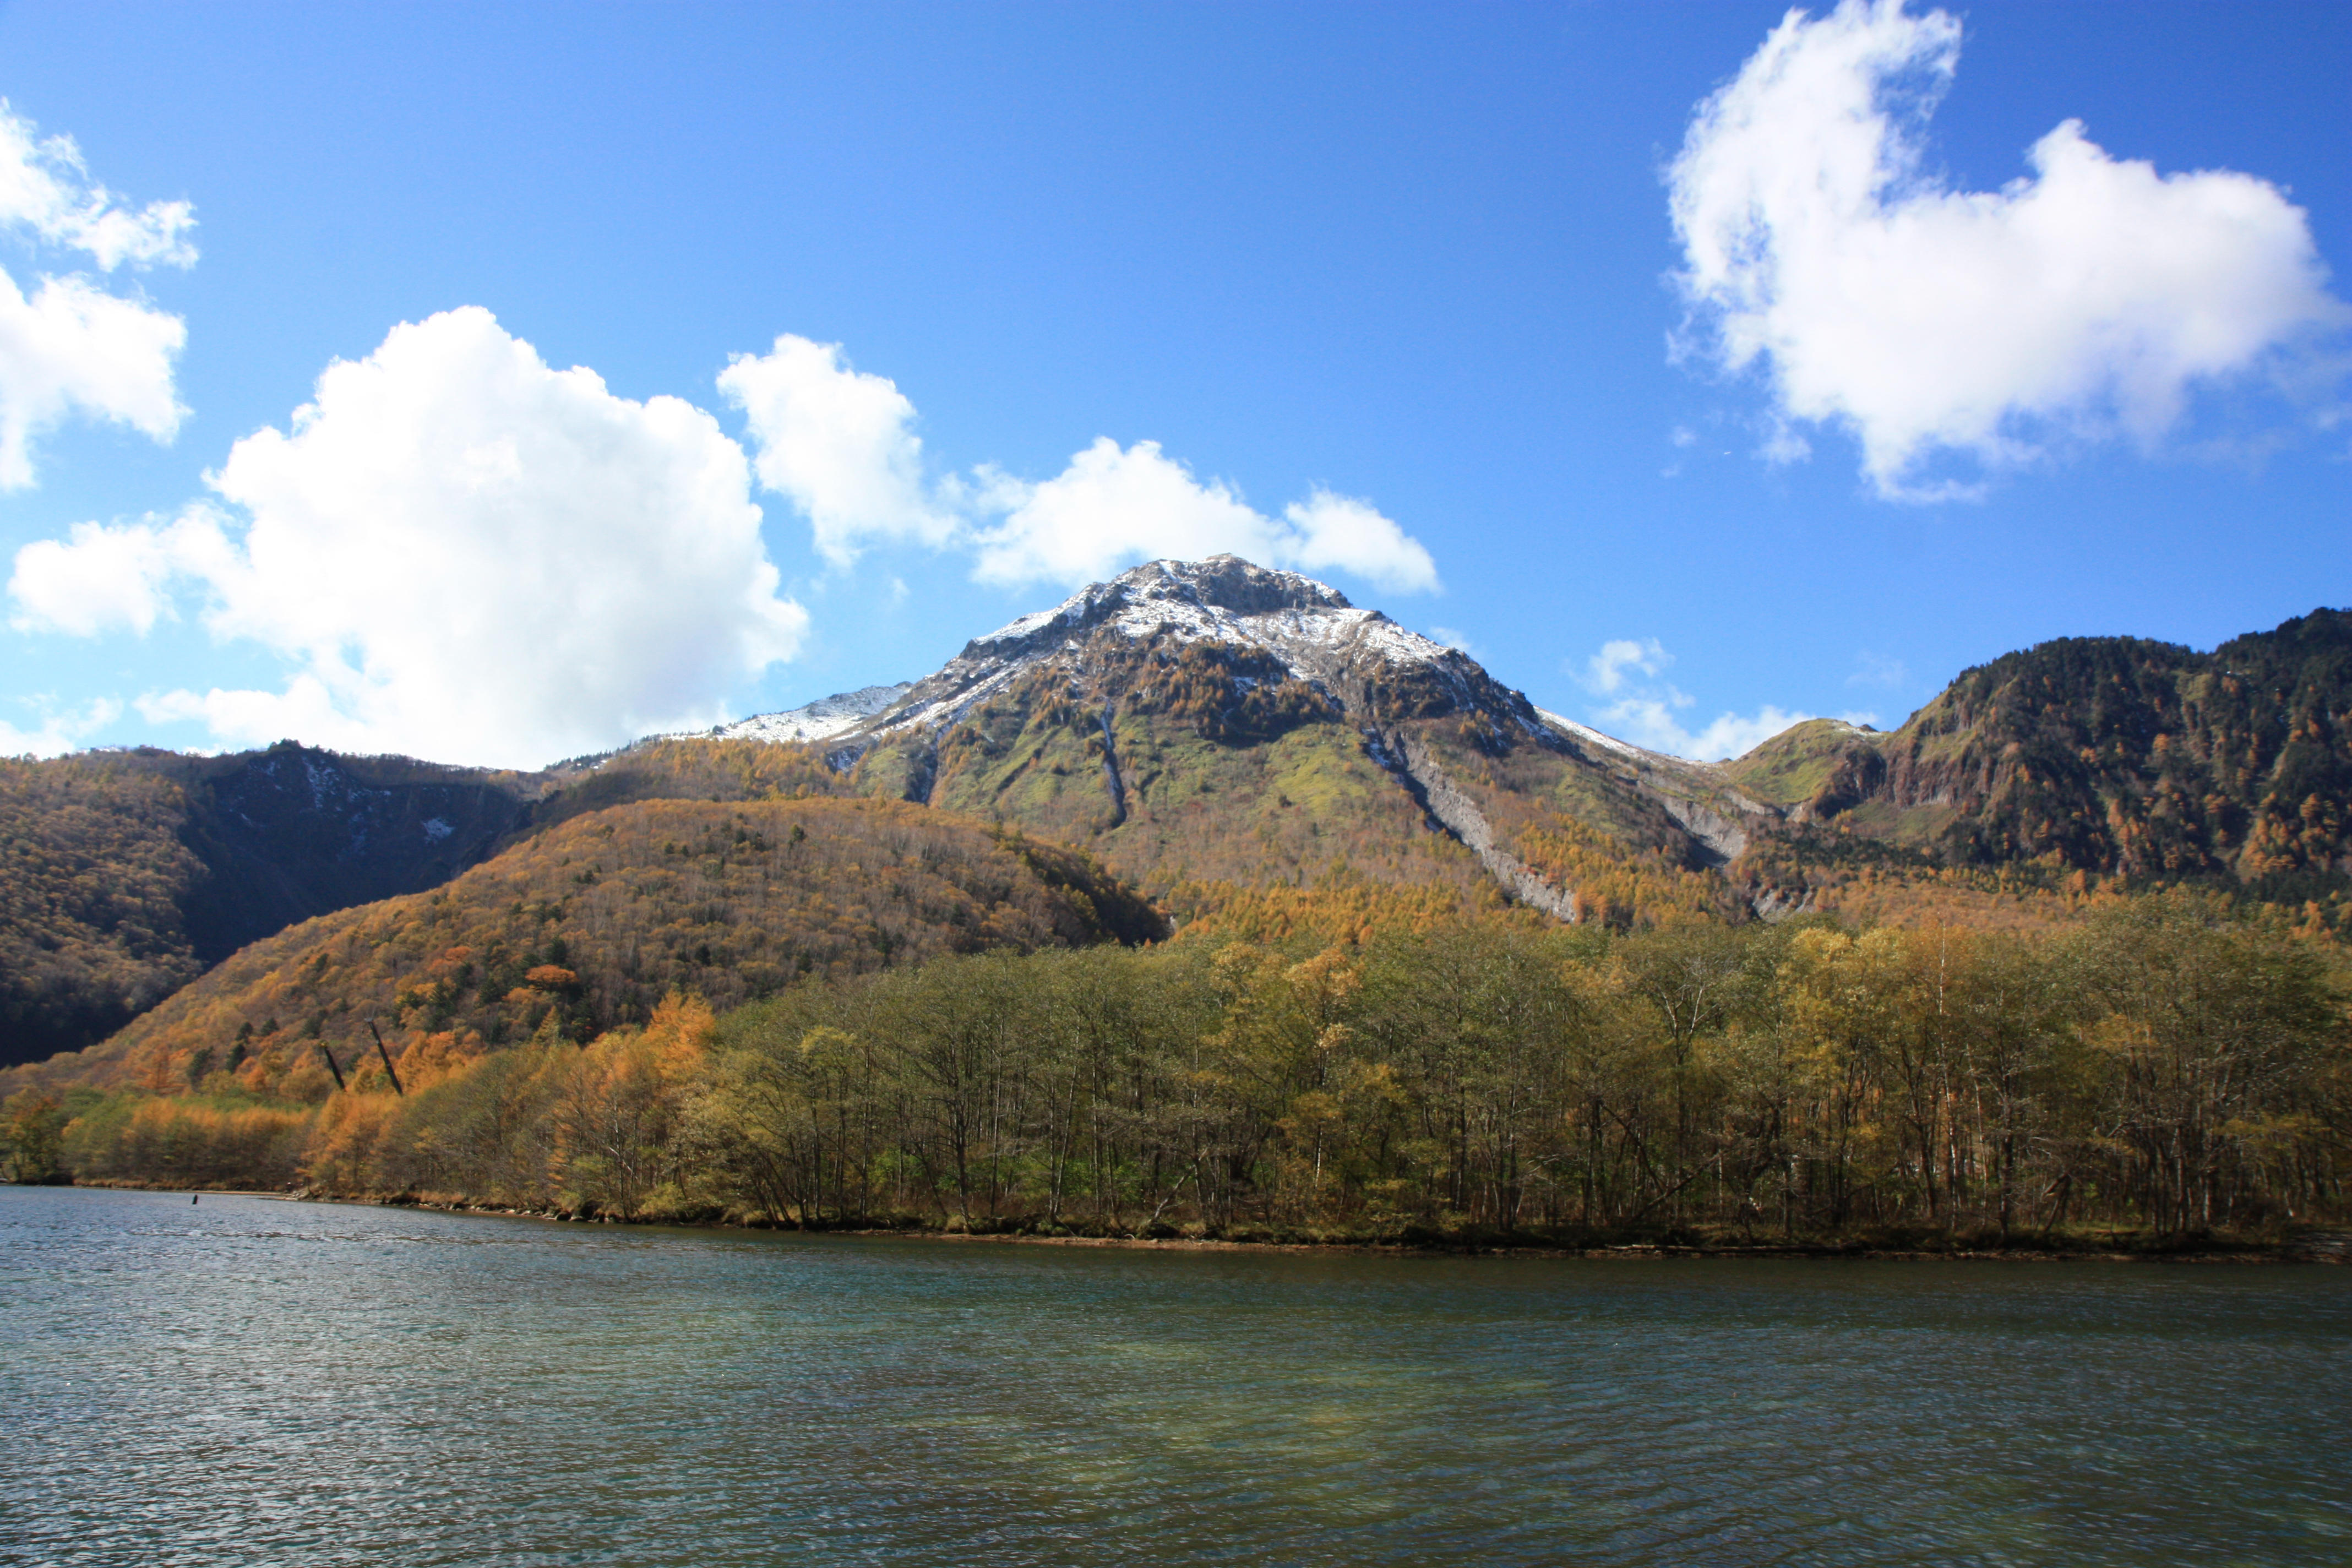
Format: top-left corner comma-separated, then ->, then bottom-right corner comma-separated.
15,888 -> 2346,1249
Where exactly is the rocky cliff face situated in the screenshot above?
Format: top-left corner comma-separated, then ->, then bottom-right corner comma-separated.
1723,609 -> 2352,886
172,743 -> 537,962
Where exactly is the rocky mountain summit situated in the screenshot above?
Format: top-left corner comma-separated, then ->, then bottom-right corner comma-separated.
701,556 -> 1764,920
856,556 -> 1486,737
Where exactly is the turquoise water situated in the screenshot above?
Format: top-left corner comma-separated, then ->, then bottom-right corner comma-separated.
3,1187 -> 2348,1566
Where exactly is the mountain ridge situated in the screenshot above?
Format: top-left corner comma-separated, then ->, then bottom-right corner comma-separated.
655,558 -> 2345,938
6,558 -> 2346,1071
1722,608 -> 2352,894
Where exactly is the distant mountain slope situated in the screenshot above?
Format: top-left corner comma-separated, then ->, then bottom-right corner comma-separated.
0,744 -> 538,1066
3,795 -> 1162,1098
661,683 -> 912,746
1723,608 -> 2352,896
678,562 -> 2344,935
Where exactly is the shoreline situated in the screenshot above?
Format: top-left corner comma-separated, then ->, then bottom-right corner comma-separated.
70,1180 -> 2351,1264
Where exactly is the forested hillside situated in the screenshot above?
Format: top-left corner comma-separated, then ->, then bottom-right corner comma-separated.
1,760 -> 206,1061
1,744 -> 536,1064
529,737 -> 857,831
1,796 -> 1160,1100
9,579 -> 2348,1246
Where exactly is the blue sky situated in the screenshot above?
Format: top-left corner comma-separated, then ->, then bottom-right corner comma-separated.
2,1 -> 2346,768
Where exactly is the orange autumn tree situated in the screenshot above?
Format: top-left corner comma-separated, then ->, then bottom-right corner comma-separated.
550,992 -> 716,1218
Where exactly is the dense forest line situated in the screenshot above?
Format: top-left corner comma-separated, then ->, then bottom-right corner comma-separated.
12,891 -> 2344,1247
0,759 -> 207,1059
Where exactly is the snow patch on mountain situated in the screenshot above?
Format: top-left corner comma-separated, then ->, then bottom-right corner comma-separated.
1537,707 -> 1643,760
677,683 -> 913,745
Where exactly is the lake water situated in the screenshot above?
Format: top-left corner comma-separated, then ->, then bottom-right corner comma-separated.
4,1188 -> 2348,1566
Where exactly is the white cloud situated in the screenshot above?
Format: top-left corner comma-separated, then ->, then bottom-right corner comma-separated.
1576,636 -> 1850,761
972,439 -> 1440,593
1581,636 -> 1670,695
0,104 -> 193,488
0,696 -> 121,759
970,439 -> 1256,585
1669,0 -> 2347,497
7,508 -> 223,635
9,516 -> 175,635
719,336 -> 1441,594
0,105 -> 195,269
1598,692 -> 1816,763
1282,489 -> 1439,594
13,308 -> 808,767
718,334 -> 955,566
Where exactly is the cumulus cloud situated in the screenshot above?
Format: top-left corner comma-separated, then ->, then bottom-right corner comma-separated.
971,439 -> 1440,593
7,508 -> 225,636
722,339 -> 1441,594
1281,489 -> 1440,593
1575,636 -> 1853,761
0,103 -> 193,488
10,308 -> 808,767
1669,0 -> 2346,497
718,334 -> 955,565
1599,694 -> 1819,763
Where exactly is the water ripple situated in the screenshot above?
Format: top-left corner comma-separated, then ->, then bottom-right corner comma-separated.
4,1188 -> 2349,1566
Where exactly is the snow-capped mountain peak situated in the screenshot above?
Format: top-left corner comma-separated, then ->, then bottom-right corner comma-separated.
878,555 -> 1457,735
676,556 -> 1605,759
